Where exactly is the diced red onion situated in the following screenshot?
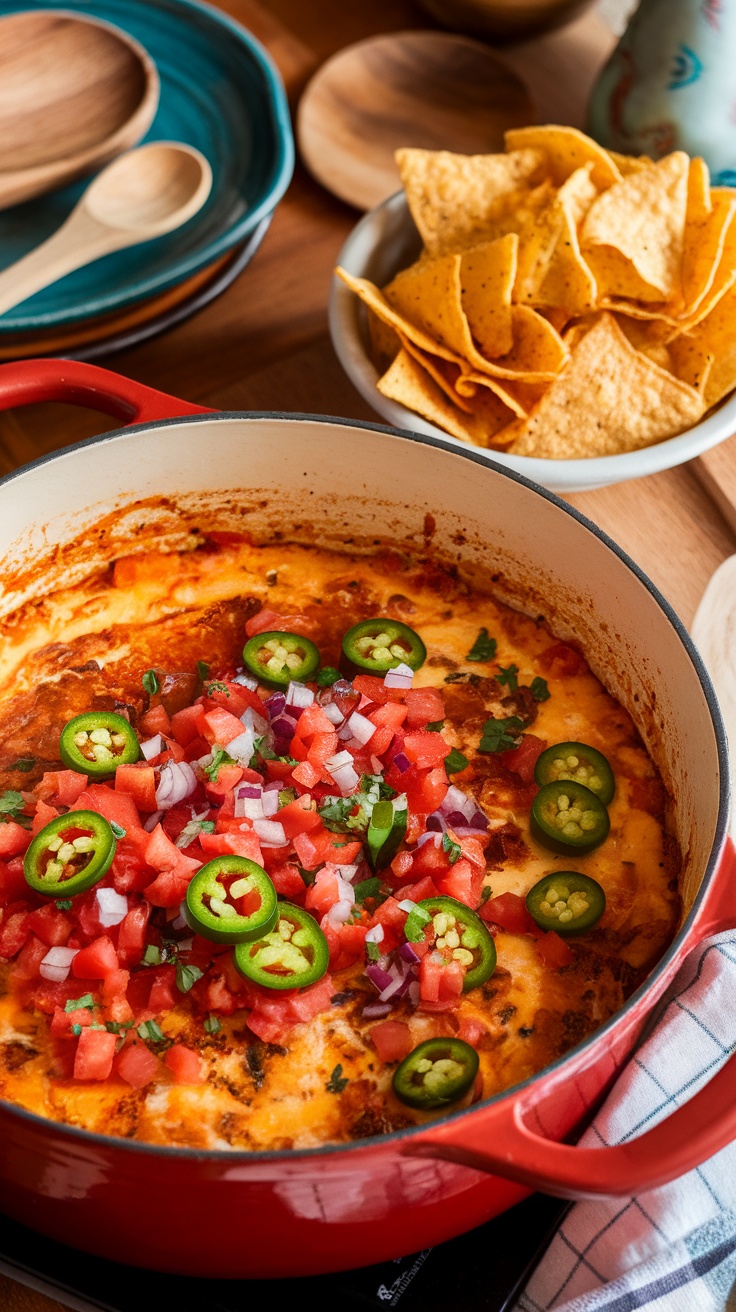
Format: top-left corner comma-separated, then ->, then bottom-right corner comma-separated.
261,789 -> 279,817
347,711 -> 376,745
332,763 -> 360,795
285,682 -> 314,708
399,941 -> 421,965
446,810 -> 470,830
384,662 -> 414,690
448,825 -> 484,839
227,729 -> 256,765
253,819 -> 287,847
379,974 -> 407,1002
155,761 -> 197,810
327,898 -> 354,927
365,923 -> 385,944
144,810 -> 163,832
397,899 -> 417,913
178,937 -> 194,953
140,734 -> 163,761
362,1002 -> 393,1019
263,780 -> 282,793
265,692 -> 287,718
416,831 -> 441,848
321,702 -> 344,726
407,981 -> 421,1007
240,706 -> 269,735
335,863 -> 359,882
232,672 -> 259,690
426,813 -> 445,832
393,752 -> 411,773
238,785 -> 263,799
366,963 -> 393,993
283,704 -> 304,721
440,786 -> 476,821
234,793 -> 265,821
470,810 -> 490,831
39,946 -> 78,983
370,755 -> 383,774
96,888 -> 128,927
171,901 -> 188,931
337,721 -> 354,741
270,715 -> 295,741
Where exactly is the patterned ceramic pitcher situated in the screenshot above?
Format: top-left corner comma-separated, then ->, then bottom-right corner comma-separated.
588,0 -> 736,184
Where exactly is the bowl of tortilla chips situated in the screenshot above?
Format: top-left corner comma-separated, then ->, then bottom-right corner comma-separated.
330,125 -> 736,492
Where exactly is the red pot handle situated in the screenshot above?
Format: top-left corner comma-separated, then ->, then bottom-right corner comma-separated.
404,838 -> 736,1199
0,359 -> 214,424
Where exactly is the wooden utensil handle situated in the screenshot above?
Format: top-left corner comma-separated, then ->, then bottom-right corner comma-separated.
0,359 -> 214,424
0,211 -> 117,316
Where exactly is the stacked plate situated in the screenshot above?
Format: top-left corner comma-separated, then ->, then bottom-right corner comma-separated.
0,0 -> 294,359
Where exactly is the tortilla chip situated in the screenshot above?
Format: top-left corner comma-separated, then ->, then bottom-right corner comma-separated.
376,347 -> 515,446
585,243 -> 669,303
455,369 -> 546,417
581,152 -> 690,298
666,335 -> 713,394
664,212 -> 736,340
459,234 -> 517,358
681,190 -> 736,315
531,169 -> 599,315
367,308 -> 400,370
336,267 -> 463,366
399,335 -> 476,413
394,147 -> 546,256
507,313 -> 704,458
505,125 -> 621,191
608,150 -> 653,176
687,157 -> 712,224
673,283 -> 736,408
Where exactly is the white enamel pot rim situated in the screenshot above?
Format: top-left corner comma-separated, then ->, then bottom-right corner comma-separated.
0,405 -> 730,1185
329,190 -> 736,494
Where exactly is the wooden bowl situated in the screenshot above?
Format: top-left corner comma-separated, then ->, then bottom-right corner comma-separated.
417,0 -> 597,41
0,9 -> 159,209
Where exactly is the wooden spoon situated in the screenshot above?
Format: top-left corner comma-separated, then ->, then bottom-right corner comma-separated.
297,30 -> 534,211
0,9 -> 159,210
0,143 -> 213,317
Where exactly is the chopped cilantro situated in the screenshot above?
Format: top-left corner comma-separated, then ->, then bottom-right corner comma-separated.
479,716 -> 525,754
495,664 -> 519,692
65,994 -> 95,1013
55,899 -> 73,911
142,944 -> 161,966
176,963 -> 204,994
110,821 -> 127,840
299,865 -> 316,887
176,818 -> 215,849
105,1020 -> 134,1034
196,660 -> 210,682
204,747 -> 237,781
142,669 -> 160,696
425,720 -> 445,732
204,1013 -> 222,1034
325,1063 -> 349,1094
8,757 -> 35,772
71,1023 -> 82,1037
442,833 -> 461,865
359,774 -> 396,801
366,940 -> 381,961
206,680 -> 229,696
466,628 -> 497,662
444,748 -> 469,774
137,1020 -> 168,1045
316,667 -> 341,687
0,790 -> 29,827
531,676 -> 550,702
480,886 -> 493,904
354,876 -> 384,905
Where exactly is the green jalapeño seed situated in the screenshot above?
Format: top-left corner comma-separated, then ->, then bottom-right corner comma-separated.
24,811 -> 116,898
59,712 -> 140,777
185,856 -> 278,944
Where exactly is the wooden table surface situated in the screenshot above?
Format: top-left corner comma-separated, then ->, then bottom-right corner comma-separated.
0,0 -> 735,1307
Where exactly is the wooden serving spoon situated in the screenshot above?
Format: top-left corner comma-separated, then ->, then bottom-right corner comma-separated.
0,143 -> 213,317
0,9 -> 159,210
297,30 -> 534,211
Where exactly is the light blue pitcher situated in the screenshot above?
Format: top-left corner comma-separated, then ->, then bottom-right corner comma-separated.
588,0 -> 736,184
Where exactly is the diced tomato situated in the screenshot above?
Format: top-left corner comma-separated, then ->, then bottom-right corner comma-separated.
277,796 -> 320,838
305,866 -> 345,917
292,704 -> 336,744
42,770 -> 88,808
370,1019 -> 413,1063
200,829 -> 263,862
535,931 -> 573,969
202,707 -> 247,746
117,903 -> 151,966
292,760 -> 321,789
72,935 -> 118,980
106,992 -> 134,1024
161,804 -> 195,843
144,867 -> 193,909
245,608 -> 316,638
480,891 -> 537,935
265,760 -> 296,783
27,904 -> 72,947
390,850 -> 414,881
402,732 -> 450,771
286,974 -> 334,1023
456,1015 -> 487,1048
0,858 -> 29,902
116,764 -> 158,814
164,1044 -> 206,1084
436,857 -> 483,908
139,703 -> 172,738
145,824 -> 181,871
148,966 -> 178,1012
352,674 -> 405,705
51,1005 -> 95,1036
404,687 -> 445,730
368,702 -> 408,734
111,847 -> 152,896
0,821 -> 31,858
102,968 -> 129,1000
371,896 -> 408,953
205,973 -> 238,1015
116,1042 -> 161,1089
292,828 -> 361,870
204,764 -> 244,799
13,933 -> 48,981
388,762 -> 448,816
246,1007 -> 290,1044
74,784 -> 144,835
321,919 -> 367,971
0,910 -> 31,958
307,731 -> 339,780
74,1028 -> 117,1081
31,800 -> 59,836
269,864 -> 306,899
539,642 -> 584,677
501,734 -> 547,784
204,682 -> 265,720
419,955 -> 464,1005
396,875 -> 438,904
170,703 -> 208,747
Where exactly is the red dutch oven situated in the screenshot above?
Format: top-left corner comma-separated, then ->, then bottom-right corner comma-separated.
0,359 -> 733,1279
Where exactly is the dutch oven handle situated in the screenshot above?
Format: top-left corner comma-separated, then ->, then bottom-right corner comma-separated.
0,359 -> 215,424
403,838 -> 736,1200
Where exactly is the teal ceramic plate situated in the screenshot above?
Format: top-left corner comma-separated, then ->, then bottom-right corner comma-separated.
0,0 -> 293,332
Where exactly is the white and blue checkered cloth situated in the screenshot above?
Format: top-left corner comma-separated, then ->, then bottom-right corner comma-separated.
514,930 -> 736,1312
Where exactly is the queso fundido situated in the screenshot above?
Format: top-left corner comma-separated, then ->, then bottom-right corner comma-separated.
0,535 -> 680,1150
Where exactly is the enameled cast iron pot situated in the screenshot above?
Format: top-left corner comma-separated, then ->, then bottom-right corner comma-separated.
0,359 -> 734,1279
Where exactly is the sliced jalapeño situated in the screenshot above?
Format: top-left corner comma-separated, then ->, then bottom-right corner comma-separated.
341,619 -> 426,674
185,856 -> 278,944
233,902 -> 329,990
526,871 -> 606,935
412,895 -> 496,991
24,810 -> 116,898
534,742 -> 615,806
59,711 -> 140,776
242,631 -> 320,688
393,1037 -> 479,1109
531,780 -> 610,854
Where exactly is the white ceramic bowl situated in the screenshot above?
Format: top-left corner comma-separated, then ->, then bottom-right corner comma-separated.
329,192 -> 736,493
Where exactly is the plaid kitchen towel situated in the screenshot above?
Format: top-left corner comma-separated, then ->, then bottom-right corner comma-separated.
514,931 -> 736,1312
